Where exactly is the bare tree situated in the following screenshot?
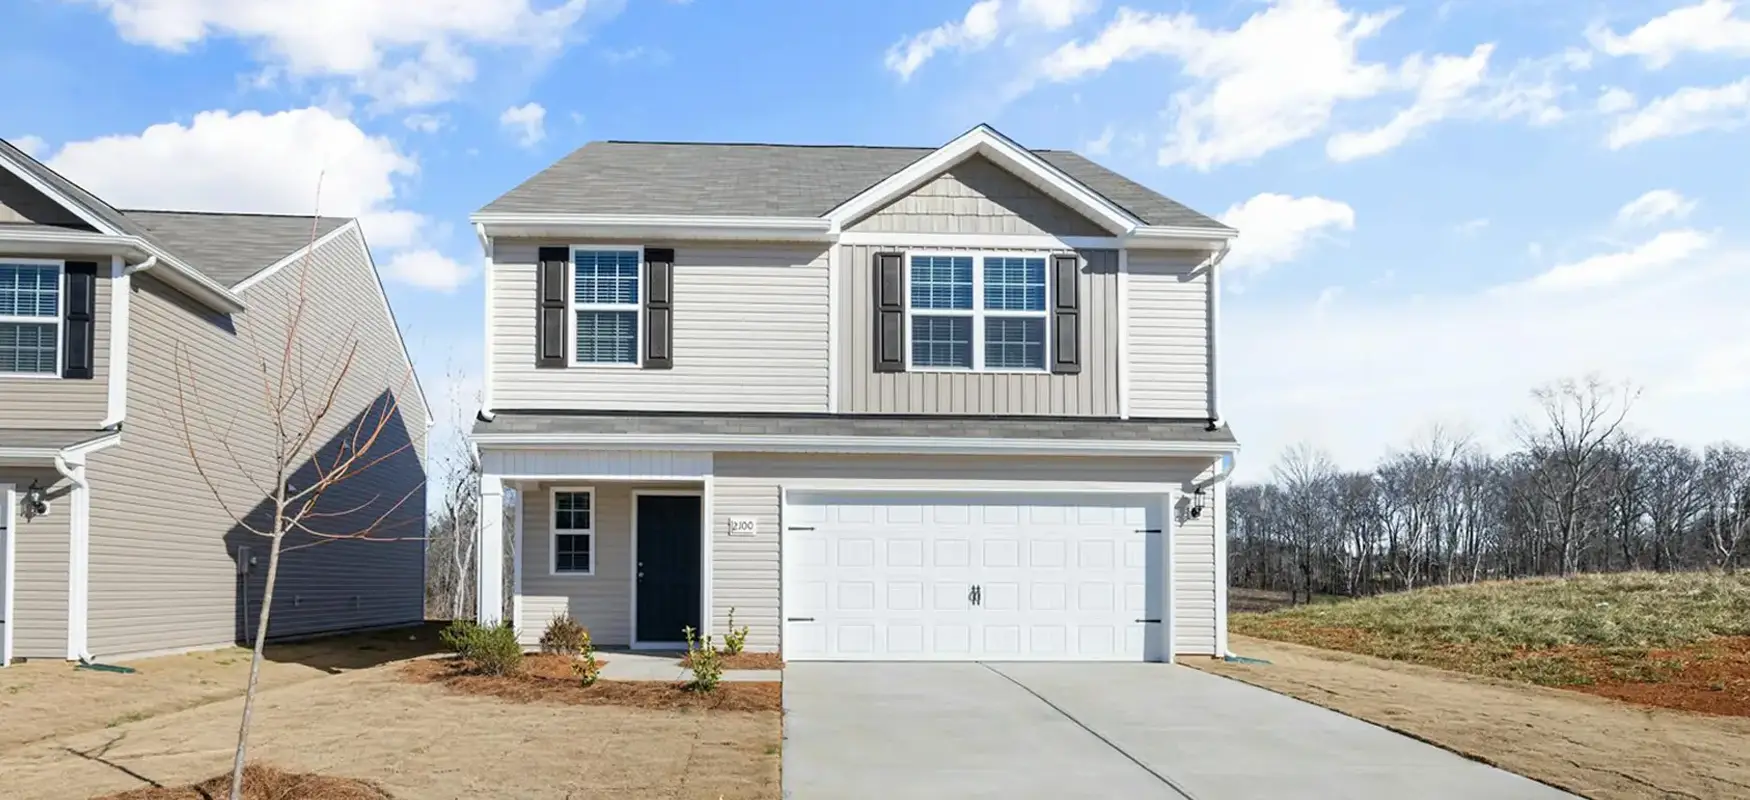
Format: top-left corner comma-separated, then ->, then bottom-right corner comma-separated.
1513,375 -> 1639,575
1702,444 -> 1750,573
424,366 -> 482,620
173,203 -> 422,800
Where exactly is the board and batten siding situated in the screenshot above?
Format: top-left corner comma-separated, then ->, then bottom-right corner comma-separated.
710,453 -> 1221,656
2,467 -> 71,658
490,240 -> 830,413
845,155 -> 1112,237
84,227 -> 428,659
840,246 -> 1120,415
1128,249 -> 1212,419
0,255 -> 111,428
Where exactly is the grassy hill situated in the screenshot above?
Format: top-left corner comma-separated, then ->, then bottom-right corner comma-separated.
1232,572 -> 1750,696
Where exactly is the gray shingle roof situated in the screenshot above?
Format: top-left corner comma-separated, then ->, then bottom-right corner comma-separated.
121,210 -> 351,288
478,140 -> 1227,230
474,412 -> 1236,445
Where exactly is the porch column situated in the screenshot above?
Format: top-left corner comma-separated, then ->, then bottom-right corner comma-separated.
477,474 -> 504,626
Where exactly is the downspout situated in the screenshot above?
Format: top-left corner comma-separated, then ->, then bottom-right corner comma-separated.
52,454 -> 94,663
122,255 -> 159,276
1198,453 -> 1242,660
475,223 -> 496,423
1206,242 -> 1232,431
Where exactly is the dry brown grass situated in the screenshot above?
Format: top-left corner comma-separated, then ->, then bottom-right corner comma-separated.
96,764 -> 391,800
401,656 -> 782,712
1234,572 -> 1750,697
1199,635 -> 1750,800
682,652 -> 785,671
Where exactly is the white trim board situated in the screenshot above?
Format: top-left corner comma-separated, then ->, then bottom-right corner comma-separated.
627,488 -> 708,649
473,432 -> 1237,458
1,483 -> 15,668
103,255 -> 131,426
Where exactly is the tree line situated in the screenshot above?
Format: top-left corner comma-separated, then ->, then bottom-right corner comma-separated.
1230,376 -> 1750,601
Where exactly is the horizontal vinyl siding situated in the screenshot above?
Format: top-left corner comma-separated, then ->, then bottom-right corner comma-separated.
1129,250 -> 1211,419
711,453 -> 1220,656
516,483 -> 634,647
491,240 -> 830,413
845,155 -> 1110,237
0,255 -> 111,427
841,245 -> 1119,415
85,228 -> 427,658
2,468 -> 70,659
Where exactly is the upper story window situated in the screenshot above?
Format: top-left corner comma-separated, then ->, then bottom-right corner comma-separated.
0,261 -> 62,377
907,253 -> 1047,372
571,247 -> 641,366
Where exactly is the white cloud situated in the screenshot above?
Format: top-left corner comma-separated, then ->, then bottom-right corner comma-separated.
1454,217 -> 1490,236
403,112 -> 447,133
1083,124 -> 1116,155
1595,86 -> 1637,113
499,102 -> 547,148
10,134 -> 46,157
1617,189 -> 1698,226
87,0 -> 593,108
1035,1 -> 1567,169
42,107 -> 461,290
381,248 -> 474,292
885,0 -> 1002,80
1588,0 -> 1750,69
1512,229 -> 1712,292
1018,0 -> 1099,30
1219,193 -> 1356,277
1606,77 -> 1750,148
1225,243 -> 1750,476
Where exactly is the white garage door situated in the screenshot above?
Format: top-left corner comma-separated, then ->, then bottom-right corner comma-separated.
783,492 -> 1164,661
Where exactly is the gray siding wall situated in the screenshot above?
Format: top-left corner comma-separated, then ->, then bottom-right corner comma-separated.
0,171 -> 90,227
840,245 -> 1119,415
1129,249 -> 1211,419
0,254 -> 112,427
85,227 -> 428,658
710,453 -> 1220,656
2,468 -> 71,659
846,156 -> 1110,237
490,240 -> 830,413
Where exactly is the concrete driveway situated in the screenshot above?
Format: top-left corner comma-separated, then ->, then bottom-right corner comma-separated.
783,662 -> 1577,800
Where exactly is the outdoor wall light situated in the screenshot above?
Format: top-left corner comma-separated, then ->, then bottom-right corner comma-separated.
22,482 -> 49,519
1189,488 -> 1207,520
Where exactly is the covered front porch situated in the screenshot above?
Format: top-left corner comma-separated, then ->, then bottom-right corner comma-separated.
476,449 -> 715,649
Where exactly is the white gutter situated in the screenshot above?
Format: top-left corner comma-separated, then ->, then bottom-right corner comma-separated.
472,213 -> 835,242
1127,224 -> 1239,242
471,431 -> 1238,458
1205,241 -> 1232,430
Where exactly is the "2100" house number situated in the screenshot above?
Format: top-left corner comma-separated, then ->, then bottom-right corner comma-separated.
727,517 -> 758,536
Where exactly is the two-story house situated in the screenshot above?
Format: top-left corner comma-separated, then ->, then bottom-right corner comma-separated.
0,138 -> 430,665
470,125 -> 1238,662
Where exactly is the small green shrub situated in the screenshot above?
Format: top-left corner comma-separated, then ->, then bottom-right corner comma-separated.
441,619 -> 523,676
571,628 -> 601,686
539,612 -> 589,656
684,625 -> 722,692
723,607 -> 750,656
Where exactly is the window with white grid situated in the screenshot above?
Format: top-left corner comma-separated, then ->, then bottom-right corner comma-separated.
0,261 -> 62,376
906,252 -> 1049,372
571,247 -> 641,365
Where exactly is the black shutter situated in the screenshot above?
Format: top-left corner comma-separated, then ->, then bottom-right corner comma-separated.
536,246 -> 569,368
62,261 -> 97,379
1050,254 -> 1080,375
644,248 -> 674,369
873,252 -> 905,373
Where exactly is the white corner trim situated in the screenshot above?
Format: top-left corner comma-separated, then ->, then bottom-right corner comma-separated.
472,431 -> 1237,458
1206,242 -> 1231,427
826,244 -> 840,414
1,483 -> 16,668
700,474 -> 715,639
1117,249 -> 1130,421
0,150 -> 121,235
230,220 -> 359,294
481,226 -> 496,417
102,256 -> 131,427
824,125 -> 1142,236
1213,479 -> 1229,657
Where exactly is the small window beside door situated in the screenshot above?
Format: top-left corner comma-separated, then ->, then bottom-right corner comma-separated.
552,489 -> 595,575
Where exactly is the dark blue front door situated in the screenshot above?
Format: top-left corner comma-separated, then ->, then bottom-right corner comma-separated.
635,494 -> 702,644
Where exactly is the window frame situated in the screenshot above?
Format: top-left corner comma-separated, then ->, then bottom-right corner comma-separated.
903,250 -> 1052,374
0,259 -> 65,380
549,486 -> 597,577
567,244 -> 644,369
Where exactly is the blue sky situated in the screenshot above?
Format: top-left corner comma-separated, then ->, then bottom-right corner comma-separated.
5,0 -> 1748,476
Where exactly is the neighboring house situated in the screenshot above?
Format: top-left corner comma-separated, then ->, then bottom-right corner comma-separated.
0,138 -> 430,665
470,124 -> 1238,662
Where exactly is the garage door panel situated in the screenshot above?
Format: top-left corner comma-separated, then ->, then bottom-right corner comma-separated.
785,492 -> 1161,661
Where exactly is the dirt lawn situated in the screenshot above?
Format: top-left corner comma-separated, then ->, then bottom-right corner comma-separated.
0,625 -> 447,751
0,661 -> 780,799
1197,635 -> 1750,800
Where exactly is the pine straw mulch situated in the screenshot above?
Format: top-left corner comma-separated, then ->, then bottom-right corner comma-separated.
680,651 -> 786,670
400,655 -> 781,712
95,764 -> 391,800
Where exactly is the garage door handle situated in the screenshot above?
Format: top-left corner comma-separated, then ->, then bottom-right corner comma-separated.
1136,528 -> 1163,534
1136,619 -> 1161,624
787,617 -> 816,622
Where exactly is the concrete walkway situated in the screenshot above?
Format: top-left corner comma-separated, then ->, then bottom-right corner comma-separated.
596,649 -> 781,682
783,662 -> 1577,800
